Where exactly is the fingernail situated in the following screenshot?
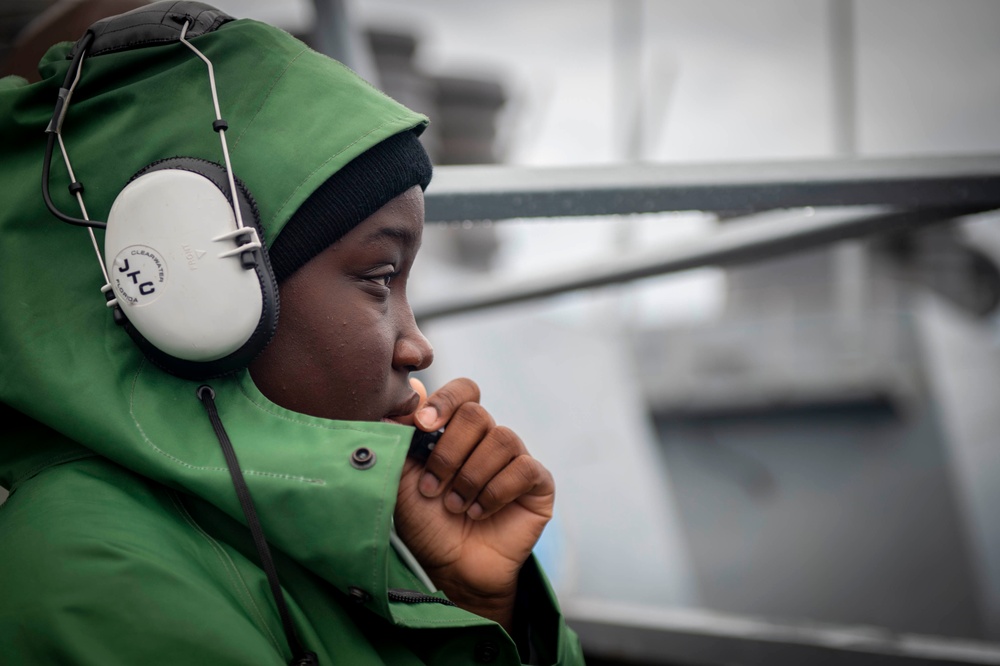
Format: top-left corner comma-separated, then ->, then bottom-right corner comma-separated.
419,473 -> 440,497
416,406 -> 438,429
467,502 -> 484,519
445,491 -> 465,513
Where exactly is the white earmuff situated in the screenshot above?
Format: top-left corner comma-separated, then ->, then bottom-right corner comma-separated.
99,158 -> 279,379
105,168 -> 264,362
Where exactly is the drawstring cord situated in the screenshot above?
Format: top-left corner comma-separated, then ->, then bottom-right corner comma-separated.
197,385 -> 318,666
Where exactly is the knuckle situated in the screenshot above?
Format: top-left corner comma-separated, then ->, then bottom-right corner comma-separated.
428,392 -> 457,414
455,401 -> 489,425
459,377 -> 481,401
427,448 -> 462,474
512,454 -> 539,483
427,378 -> 481,419
478,482 -> 504,509
491,426 -> 522,453
452,469 -> 480,496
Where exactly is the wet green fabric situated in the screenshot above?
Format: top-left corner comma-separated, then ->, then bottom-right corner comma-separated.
0,17 -> 583,665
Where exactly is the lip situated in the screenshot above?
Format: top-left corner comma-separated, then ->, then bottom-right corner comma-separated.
381,391 -> 421,424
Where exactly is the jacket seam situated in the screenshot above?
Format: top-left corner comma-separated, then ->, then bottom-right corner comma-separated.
127,363 -> 324,484
370,450 -> 393,601
395,552 -> 429,591
400,616 -> 492,628
230,47 -> 308,152
7,451 -> 97,491
168,491 -> 284,653
237,379 -> 407,439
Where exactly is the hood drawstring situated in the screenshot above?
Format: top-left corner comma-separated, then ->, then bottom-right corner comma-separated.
196,385 -> 318,666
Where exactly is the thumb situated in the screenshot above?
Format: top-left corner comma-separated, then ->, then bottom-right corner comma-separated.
410,377 -> 428,407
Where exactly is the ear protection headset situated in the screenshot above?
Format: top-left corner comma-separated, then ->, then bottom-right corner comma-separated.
42,2 -> 278,380
41,8 -> 321,664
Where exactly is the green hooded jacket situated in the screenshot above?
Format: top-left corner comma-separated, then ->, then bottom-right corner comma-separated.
0,8 -> 584,665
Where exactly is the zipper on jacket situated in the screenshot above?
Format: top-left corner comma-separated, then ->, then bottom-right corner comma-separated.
388,588 -> 457,606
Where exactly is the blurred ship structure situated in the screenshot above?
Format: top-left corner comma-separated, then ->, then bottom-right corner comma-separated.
633,220 -> 1000,640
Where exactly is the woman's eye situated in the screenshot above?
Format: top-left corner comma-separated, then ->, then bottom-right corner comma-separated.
361,265 -> 398,291
366,269 -> 396,288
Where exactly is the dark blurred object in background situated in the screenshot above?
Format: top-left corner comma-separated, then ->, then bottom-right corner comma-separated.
1,0 -> 148,83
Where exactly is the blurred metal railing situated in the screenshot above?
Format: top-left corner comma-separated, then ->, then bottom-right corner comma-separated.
568,599 -> 1000,666
425,155 -> 1000,221
417,155 -> 1000,322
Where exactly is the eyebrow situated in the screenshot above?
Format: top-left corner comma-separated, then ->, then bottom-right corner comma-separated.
361,225 -> 420,247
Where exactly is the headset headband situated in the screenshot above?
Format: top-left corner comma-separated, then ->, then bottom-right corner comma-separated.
41,1 -> 279,379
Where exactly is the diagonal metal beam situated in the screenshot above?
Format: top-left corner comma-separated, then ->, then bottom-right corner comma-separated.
414,206 -> 989,322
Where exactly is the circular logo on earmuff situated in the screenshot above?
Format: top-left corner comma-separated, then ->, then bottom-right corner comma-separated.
111,245 -> 168,306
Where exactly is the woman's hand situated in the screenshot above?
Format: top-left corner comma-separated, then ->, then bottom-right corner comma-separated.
393,378 -> 555,631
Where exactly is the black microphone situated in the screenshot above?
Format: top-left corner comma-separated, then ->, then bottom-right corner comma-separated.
408,428 -> 444,464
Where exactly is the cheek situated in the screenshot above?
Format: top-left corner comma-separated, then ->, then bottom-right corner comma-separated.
341,324 -> 395,382
311,314 -> 397,415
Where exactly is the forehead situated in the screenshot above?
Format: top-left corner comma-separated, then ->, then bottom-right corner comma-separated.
343,186 -> 425,249
355,219 -> 422,248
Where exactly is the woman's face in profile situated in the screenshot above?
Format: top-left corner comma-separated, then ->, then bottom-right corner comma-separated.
249,186 -> 434,423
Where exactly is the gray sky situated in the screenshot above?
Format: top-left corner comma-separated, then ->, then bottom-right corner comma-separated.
217,0 -> 1000,162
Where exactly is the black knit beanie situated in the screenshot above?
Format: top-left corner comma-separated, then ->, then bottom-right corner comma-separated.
267,130 -> 433,282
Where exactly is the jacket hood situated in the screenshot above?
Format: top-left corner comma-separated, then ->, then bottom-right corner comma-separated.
0,12 -> 435,622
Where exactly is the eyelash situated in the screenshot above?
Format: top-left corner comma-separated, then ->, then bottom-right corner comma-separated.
368,268 -> 398,289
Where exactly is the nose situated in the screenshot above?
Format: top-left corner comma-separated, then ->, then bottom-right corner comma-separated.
394,314 -> 434,372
